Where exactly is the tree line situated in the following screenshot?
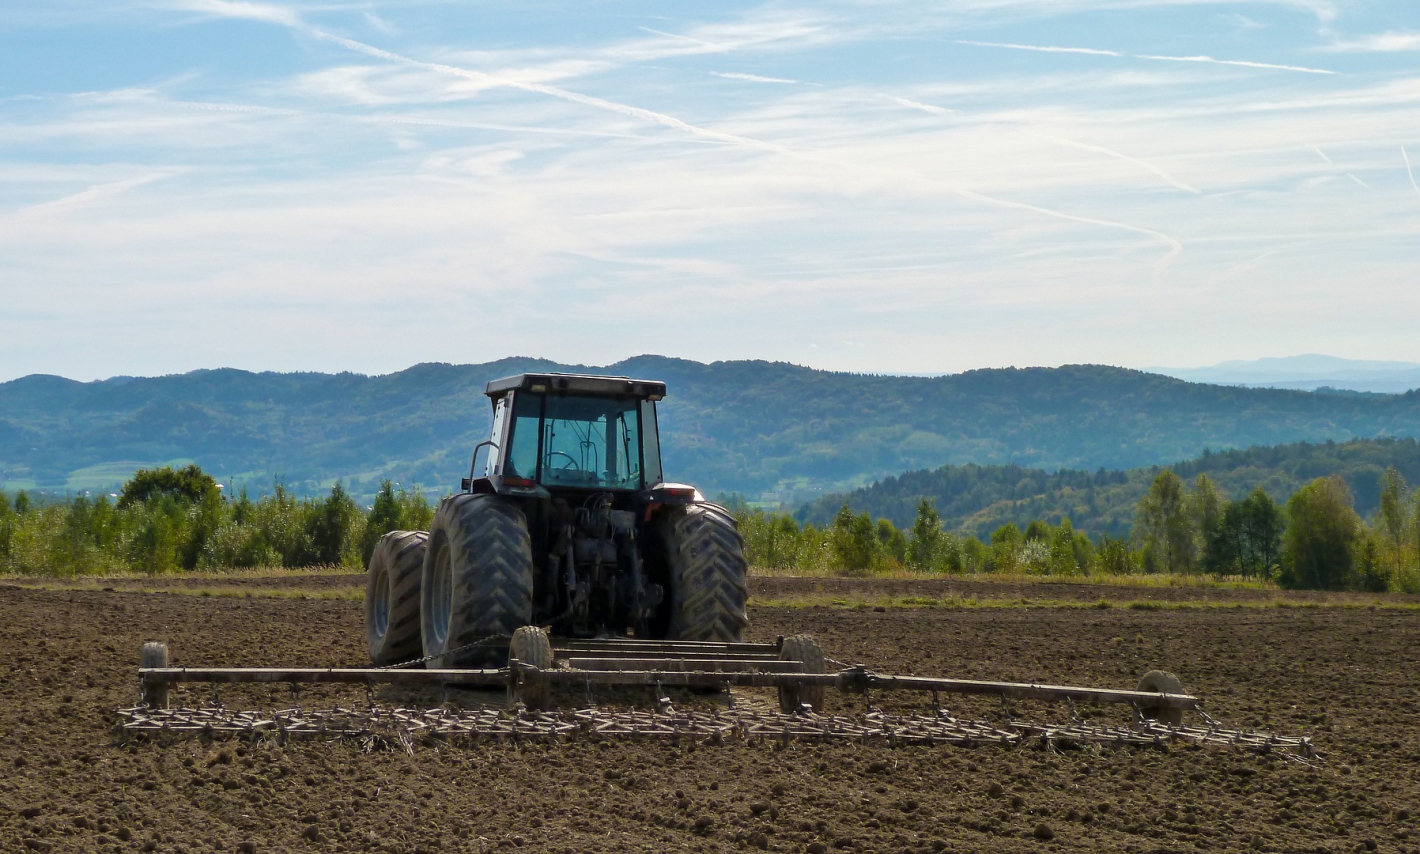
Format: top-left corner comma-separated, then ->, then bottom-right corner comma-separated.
735,468 -> 1420,592
3,463 -> 1418,593
0,465 -> 431,576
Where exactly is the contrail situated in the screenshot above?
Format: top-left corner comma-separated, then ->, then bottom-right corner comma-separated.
710,71 -> 797,84
311,31 -> 802,157
880,99 -> 1195,194
1404,147 -> 1420,202
1026,131 -> 1200,194
167,96 -> 730,144
955,38 -> 1336,75
1312,146 -> 1371,190
1135,54 -> 1336,75
21,173 -> 171,216
884,95 -> 958,116
955,40 -> 1121,57
169,0 -> 1186,270
952,186 -> 1183,273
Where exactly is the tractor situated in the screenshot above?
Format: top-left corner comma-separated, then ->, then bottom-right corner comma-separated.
363,372 -> 749,669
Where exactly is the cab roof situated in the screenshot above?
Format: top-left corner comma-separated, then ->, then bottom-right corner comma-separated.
484,372 -> 667,400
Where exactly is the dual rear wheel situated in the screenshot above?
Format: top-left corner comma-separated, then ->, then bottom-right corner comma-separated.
362,495 -> 750,668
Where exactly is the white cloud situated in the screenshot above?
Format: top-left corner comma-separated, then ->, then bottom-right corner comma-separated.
3,0 -> 1419,380
164,0 -> 302,27
1326,31 -> 1420,53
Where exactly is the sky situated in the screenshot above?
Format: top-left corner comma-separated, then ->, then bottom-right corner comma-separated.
1,0 -> 1418,382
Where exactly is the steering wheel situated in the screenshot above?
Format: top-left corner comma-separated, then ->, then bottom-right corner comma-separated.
546,451 -> 580,470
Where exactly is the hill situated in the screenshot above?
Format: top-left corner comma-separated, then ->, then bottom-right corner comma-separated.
796,437 -> 1420,539
1154,354 -> 1420,394
2,357 -> 1420,502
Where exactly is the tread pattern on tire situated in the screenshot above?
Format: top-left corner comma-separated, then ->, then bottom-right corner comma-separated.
422,493 -> 534,668
365,530 -> 428,666
662,503 -> 749,642
778,634 -> 827,713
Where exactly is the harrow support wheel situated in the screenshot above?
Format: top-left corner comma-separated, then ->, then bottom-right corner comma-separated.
420,494 -> 534,668
1137,670 -> 1185,727
660,504 -> 749,642
778,634 -> 827,712
509,626 -> 554,710
364,530 -> 428,666
140,641 -> 169,709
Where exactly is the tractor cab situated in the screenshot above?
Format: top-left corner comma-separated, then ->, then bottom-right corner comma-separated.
462,372 -> 682,499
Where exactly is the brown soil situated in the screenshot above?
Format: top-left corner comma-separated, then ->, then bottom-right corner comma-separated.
1,581 -> 1417,853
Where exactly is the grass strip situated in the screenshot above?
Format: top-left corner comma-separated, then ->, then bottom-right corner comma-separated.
0,581 -> 362,600
750,594 -> 1420,612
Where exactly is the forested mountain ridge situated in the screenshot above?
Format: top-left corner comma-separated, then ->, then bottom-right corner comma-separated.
796,437 -> 1420,539
2,357 -> 1420,501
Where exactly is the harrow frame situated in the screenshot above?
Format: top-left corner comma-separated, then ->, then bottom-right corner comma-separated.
136,636 -> 1199,716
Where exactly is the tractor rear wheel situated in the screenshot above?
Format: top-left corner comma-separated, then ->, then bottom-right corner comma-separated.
661,504 -> 749,642
364,530 -> 428,666
420,494 -> 534,668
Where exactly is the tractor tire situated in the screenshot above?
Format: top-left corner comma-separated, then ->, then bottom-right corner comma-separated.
1137,669 -> 1185,727
509,626 -> 554,710
661,503 -> 749,642
364,530 -> 428,666
778,633 -> 827,713
421,493 -> 534,669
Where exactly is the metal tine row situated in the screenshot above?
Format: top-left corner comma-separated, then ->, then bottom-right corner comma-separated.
114,704 -> 1314,758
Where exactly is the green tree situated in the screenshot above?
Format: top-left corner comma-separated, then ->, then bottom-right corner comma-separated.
906,498 -> 943,570
1189,473 -> 1224,572
990,523 -> 1022,573
1377,467 -> 1410,576
0,492 -> 13,565
961,536 -> 989,573
1281,476 -> 1361,590
306,482 -> 361,566
876,518 -> 906,566
1094,535 -> 1135,575
1134,469 -> 1191,573
1353,534 -> 1390,593
830,505 -> 878,575
1378,468 -> 1408,550
1239,488 -> 1284,577
360,479 -> 404,563
118,464 -> 218,509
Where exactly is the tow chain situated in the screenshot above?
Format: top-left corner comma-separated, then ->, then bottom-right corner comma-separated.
376,635 -> 508,670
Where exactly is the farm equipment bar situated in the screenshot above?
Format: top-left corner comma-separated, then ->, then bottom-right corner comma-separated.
137,663 -> 1199,711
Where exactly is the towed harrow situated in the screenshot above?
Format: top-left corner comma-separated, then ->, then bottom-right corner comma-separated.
121,634 -> 1314,759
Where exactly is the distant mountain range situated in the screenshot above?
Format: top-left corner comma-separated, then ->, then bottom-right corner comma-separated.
2,356 -> 1420,503
797,437 -> 1420,539
1153,355 -> 1420,394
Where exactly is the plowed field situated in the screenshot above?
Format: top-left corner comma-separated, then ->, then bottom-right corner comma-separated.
1,578 -> 1417,853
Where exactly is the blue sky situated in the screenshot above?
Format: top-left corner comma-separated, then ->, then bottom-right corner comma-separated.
1,0 -> 1417,381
